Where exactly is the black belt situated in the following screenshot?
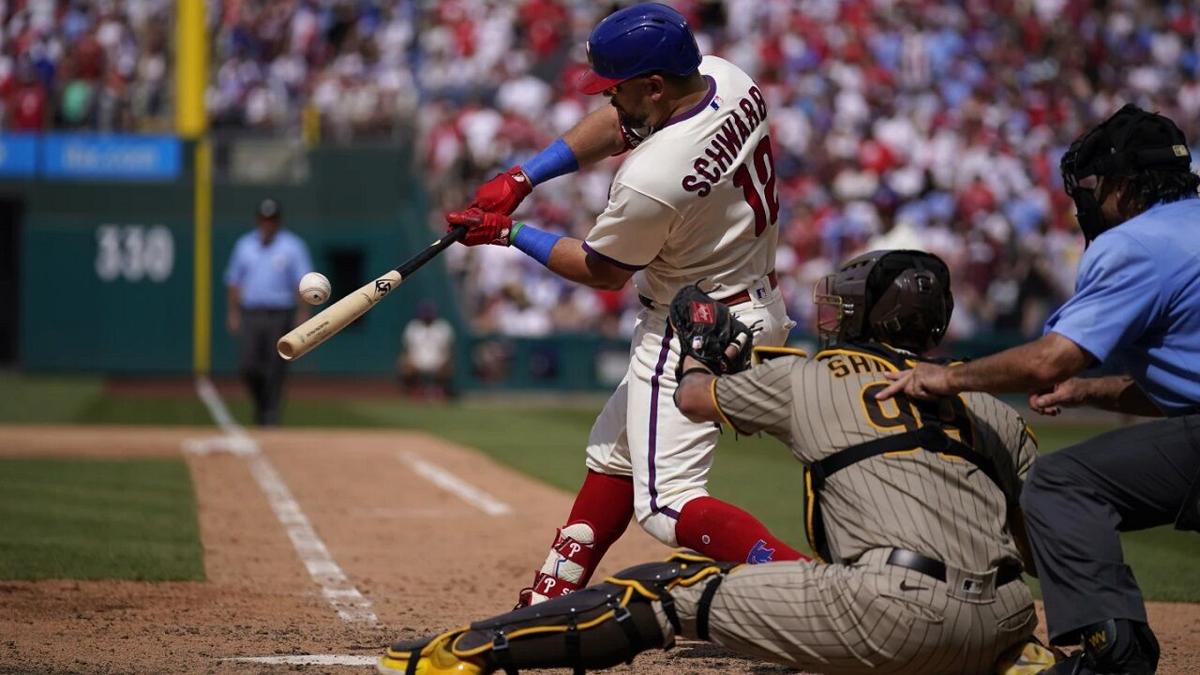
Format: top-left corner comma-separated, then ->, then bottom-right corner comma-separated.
887,549 -> 1023,586
640,271 -> 778,309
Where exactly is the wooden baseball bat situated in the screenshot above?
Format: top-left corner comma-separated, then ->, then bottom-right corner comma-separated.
277,225 -> 468,361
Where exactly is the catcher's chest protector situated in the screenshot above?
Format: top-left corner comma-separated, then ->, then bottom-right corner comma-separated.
803,343 -> 1008,563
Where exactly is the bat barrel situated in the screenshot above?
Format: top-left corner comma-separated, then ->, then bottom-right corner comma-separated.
276,270 -> 402,361
275,226 -> 466,362
277,328 -> 317,361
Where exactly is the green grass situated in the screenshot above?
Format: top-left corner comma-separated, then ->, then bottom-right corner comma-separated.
0,458 -> 204,580
0,372 -> 1195,599
0,371 -> 103,423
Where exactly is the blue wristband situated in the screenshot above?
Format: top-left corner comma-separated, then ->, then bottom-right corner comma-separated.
510,223 -> 562,266
523,138 -> 579,186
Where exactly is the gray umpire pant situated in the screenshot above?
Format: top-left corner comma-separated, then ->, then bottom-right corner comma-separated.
1020,415 -> 1200,645
239,307 -> 293,426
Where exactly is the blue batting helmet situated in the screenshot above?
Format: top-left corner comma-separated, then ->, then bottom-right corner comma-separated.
578,3 -> 702,95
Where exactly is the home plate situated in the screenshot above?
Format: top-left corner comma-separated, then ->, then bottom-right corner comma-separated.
225,654 -> 378,666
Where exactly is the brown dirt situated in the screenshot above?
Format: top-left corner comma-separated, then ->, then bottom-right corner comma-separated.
0,425 -> 1196,674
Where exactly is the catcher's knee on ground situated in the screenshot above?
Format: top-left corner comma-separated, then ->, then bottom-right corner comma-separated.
382,553 -> 736,674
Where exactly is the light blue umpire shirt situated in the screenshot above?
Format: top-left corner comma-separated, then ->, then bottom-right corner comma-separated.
1044,198 -> 1200,415
224,229 -> 313,310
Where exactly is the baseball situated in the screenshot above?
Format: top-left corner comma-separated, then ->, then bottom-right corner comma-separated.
299,272 -> 331,305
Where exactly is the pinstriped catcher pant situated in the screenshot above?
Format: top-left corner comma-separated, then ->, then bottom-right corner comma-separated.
660,548 -> 1036,675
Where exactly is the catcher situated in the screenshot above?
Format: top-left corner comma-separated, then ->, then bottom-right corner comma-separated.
381,250 -> 1053,675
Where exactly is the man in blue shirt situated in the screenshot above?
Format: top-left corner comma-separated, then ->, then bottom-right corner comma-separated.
224,198 -> 313,425
877,105 -> 1200,674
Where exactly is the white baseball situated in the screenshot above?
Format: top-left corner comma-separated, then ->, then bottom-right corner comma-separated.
299,272 -> 331,305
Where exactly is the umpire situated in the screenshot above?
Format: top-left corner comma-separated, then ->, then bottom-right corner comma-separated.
224,198 -> 313,426
879,104 -> 1200,674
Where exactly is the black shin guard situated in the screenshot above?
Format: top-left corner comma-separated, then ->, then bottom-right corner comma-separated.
463,583 -> 664,672
426,553 -> 737,674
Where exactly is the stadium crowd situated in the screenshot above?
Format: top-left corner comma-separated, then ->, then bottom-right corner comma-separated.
2,0 -> 1198,343
0,0 -> 172,131
421,0 -> 1200,342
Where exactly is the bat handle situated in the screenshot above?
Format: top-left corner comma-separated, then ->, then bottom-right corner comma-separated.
395,224 -> 470,276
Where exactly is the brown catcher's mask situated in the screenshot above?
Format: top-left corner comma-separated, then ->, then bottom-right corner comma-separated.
1061,104 -> 1192,244
814,250 -> 953,353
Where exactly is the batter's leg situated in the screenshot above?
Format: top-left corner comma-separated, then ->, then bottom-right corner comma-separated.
625,315 -> 802,562
675,495 -> 805,563
1021,416 -> 1199,662
517,375 -> 636,606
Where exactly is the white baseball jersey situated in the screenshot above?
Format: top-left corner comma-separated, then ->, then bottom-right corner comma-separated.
583,56 -> 780,306
402,319 -> 454,372
575,55 -> 792,550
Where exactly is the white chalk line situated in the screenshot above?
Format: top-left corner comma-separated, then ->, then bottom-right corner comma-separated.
224,654 -> 378,666
398,451 -> 513,516
192,377 -> 378,624
181,434 -> 256,456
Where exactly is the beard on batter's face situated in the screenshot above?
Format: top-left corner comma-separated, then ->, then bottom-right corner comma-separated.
610,96 -> 651,134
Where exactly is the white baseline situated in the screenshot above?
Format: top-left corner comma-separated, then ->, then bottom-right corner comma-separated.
193,377 -> 377,624
224,654 -> 378,666
398,451 -> 512,516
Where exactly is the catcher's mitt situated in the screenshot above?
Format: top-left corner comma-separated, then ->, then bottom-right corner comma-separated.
668,284 -> 755,378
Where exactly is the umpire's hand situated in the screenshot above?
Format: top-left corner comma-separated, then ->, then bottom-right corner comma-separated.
875,362 -> 955,401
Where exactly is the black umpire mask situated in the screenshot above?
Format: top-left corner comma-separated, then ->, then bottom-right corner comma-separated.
1060,149 -> 1107,244
1060,104 -> 1192,245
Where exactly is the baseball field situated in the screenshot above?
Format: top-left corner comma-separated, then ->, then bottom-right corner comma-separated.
1,371 -> 1197,674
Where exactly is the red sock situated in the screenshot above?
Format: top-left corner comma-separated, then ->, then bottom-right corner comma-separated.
676,496 -> 809,564
563,470 -> 635,584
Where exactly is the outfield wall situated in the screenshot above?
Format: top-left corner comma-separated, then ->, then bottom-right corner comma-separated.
12,136 -> 460,377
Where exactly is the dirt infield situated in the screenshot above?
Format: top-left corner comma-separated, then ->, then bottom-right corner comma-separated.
1,425 -> 1197,674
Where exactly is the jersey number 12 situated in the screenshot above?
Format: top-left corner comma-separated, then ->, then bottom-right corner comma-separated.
732,135 -> 780,236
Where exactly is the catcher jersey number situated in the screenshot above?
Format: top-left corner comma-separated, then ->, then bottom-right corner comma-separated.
859,383 -> 975,448
732,135 -> 779,236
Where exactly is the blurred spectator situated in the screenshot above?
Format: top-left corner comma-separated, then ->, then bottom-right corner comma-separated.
397,301 -> 456,399
4,60 -> 47,130
208,0 -> 419,139
0,0 -> 172,131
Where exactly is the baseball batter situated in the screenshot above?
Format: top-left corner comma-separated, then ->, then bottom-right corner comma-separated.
381,251 -> 1052,675
446,3 -> 805,606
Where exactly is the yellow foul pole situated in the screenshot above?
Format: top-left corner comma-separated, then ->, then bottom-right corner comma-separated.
176,0 -> 211,374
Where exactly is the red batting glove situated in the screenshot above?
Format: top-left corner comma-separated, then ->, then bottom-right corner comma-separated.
447,207 -> 514,247
471,166 -> 532,215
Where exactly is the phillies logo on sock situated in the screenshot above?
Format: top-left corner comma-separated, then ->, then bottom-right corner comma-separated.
539,577 -> 557,593
746,539 -> 776,564
691,301 -> 715,324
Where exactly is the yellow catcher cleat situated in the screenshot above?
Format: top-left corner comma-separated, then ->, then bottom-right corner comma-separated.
993,636 -> 1063,675
378,628 -> 485,675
